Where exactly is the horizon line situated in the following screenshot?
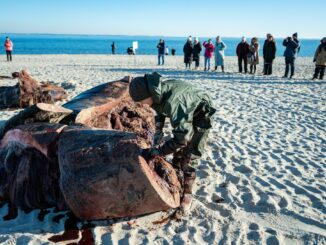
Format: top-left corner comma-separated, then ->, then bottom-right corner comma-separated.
0,32 -> 322,40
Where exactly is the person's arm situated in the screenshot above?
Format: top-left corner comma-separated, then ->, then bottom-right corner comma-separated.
283,39 -> 288,47
273,42 -> 276,59
263,42 -> 267,58
313,47 -> 318,62
221,42 -> 226,50
158,105 -> 194,155
154,113 -> 166,145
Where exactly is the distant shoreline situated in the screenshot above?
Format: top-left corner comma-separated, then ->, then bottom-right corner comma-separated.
0,33 -> 322,40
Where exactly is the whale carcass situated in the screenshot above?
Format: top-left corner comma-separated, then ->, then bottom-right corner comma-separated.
0,78 -> 181,220
0,70 -> 67,109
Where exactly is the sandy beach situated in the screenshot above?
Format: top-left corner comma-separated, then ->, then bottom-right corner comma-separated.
0,54 -> 325,245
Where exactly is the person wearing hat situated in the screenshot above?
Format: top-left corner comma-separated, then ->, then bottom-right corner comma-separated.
127,72 -> 216,215
282,33 -> 300,78
312,37 -> 326,80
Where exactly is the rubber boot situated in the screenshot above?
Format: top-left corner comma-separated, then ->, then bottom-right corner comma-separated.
180,169 -> 196,211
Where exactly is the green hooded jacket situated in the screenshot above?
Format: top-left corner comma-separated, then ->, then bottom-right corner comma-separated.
145,73 -> 216,155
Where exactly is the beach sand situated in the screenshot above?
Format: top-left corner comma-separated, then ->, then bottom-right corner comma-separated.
0,55 -> 325,245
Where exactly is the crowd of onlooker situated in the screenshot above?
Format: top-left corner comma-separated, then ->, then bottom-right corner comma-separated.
156,34 -> 326,80
4,35 -> 326,80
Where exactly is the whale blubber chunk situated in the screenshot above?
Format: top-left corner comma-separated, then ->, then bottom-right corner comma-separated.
0,70 -> 67,109
58,127 -> 181,220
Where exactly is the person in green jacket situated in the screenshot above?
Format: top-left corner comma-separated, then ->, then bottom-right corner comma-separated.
128,72 -> 216,214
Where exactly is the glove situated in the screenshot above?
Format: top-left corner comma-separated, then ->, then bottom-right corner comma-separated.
140,147 -> 161,161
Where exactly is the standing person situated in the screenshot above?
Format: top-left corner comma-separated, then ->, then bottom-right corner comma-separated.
111,42 -> 116,55
171,48 -> 176,56
248,37 -> 260,74
157,39 -> 165,65
193,37 -> 202,70
214,36 -> 226,72
236,37 -> 250,73
183,37 -> 193,69
283,33 -> 300,78
263,34 -> 277,75
203,39 -> 214,71
312,37 -> 326,80
4,37 -> 13,62
128,72 -> 216,215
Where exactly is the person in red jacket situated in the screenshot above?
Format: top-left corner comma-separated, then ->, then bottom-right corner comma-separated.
203,39 -> 214,71
236,36 -> 250,73
4,37 -> 13,62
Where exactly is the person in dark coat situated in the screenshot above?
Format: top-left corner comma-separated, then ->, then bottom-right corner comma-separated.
157,39 -> 165,65
236,37 -> 250,73
263,34 -> 277,75
171,48 -> 176,56
248,37 -> 260,74
183,37 -> 193,69
193,37 -> 202,70
111,42 -> 116,55
283,33 -> 300,78
128,72 -> 216,216
312,37 -> 326,80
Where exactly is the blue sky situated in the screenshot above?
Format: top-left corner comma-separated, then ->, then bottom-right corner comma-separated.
0,0 -> 325,38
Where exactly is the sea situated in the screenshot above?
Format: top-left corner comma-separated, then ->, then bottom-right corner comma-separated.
0,34 -> 320,57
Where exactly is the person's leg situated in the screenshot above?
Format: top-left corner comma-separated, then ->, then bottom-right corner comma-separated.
173,127 -> 209,213
158,55 -> 160,65
269,62 -> 273,75
162,55 -> 165,65
320,66 -> 325,80
250,64 -> 253,74
238,58 -> 242,72
284,58 -> 290,77
244,57 -> 248,73
204,57 -> 208,70
207,58 -> 211,70
221,65 -> 225,73
195,60 -> 199,69
290,57 -> 295,78
254,64 -> 256,74
313,66 -> 320,79
6,51 -> 9,62
9,51 -> 12,61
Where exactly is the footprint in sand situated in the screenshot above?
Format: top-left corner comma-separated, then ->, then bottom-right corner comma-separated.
234,165 -> 253,174
266,236 -> 280,245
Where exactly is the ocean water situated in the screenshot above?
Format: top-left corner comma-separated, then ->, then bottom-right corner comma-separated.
0,34 -> 321,57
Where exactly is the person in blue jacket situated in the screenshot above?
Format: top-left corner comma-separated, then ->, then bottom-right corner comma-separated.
283,33 -> 300,78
